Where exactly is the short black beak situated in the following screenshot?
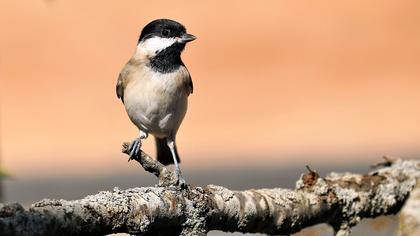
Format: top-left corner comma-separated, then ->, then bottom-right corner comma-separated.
181,33 -> 197,43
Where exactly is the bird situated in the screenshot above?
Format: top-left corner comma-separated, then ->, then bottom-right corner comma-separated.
116,19 -> 196,185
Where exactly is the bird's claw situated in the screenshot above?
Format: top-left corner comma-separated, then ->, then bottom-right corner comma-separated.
175,168 -> 186,187
127,138 -> 141,161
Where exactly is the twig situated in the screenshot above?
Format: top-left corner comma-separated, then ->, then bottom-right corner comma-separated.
122,142 -> 177,187
371,155 -> 395,169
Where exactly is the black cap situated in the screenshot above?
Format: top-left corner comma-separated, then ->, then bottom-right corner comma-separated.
139,19 -> 187,43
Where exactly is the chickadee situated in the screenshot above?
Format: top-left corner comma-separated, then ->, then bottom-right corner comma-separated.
116,19 -> 196,185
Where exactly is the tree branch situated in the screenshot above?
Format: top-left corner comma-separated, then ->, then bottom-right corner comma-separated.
398,181 -> 420,235
0,150 -> 418,235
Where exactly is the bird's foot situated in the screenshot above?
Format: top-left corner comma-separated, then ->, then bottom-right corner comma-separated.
175,168 -> 186,188
127,138 -> 141,161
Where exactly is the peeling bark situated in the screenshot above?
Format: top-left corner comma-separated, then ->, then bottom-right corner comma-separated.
0,149 -> 418,235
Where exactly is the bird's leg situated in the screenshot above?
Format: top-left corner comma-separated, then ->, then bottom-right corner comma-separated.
127,130 -> 148,161
166,139 -> 186,187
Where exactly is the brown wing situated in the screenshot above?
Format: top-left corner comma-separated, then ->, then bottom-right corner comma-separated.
116,73 -> 125,103
181,66 -> 193,95
186,74 -> 193,95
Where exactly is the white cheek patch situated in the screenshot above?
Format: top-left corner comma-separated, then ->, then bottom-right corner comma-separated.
139,37 -> 178,56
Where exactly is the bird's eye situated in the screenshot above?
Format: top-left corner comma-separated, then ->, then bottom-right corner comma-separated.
162,29 -> 170,37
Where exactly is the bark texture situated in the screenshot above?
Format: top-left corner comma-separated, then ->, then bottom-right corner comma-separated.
398,184 -> 420,236
0,148 -> 418,236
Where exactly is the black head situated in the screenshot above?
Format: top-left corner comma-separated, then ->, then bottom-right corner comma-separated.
138,19 -> 195,44
137,19 -> 196,73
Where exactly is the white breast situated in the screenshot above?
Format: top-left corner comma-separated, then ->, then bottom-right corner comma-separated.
123,67 -> 188,138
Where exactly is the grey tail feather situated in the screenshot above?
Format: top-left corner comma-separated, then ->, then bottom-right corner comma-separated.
155,137 -> 180,166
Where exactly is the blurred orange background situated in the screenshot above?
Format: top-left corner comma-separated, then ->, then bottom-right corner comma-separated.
1,0 -> 420,180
